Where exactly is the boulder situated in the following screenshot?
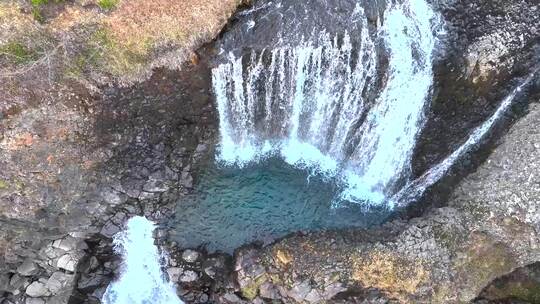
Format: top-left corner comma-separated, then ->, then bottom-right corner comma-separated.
287,281 -> 312,302
167,267 -> 182,283
10,274 -> 30,293
0,273 -> 10,292
182,249 -> 200,263
26,280 -> 50,297
179,270 -> 199,283
52,236 -> 88,252
57,252 -> 84,272
17,259 -> 39,277
46,272 -> 75,294
26,298 -> 46,304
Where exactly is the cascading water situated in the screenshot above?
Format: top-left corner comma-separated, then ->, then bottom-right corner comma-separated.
102,216 -> 183,304
213,0 -> 441,206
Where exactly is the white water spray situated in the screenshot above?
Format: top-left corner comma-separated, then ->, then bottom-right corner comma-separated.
102,216 -> 183,304
213,0 -> 441,205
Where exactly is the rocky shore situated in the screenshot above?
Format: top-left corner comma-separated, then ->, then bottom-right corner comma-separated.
1,0 -> 539,303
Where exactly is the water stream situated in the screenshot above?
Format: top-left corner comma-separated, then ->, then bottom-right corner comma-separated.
102,217 -> 182,304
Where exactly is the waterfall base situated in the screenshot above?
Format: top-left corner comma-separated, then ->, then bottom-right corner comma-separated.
170,157 -> 392,253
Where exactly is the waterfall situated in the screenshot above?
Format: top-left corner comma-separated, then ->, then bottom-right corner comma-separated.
213,0 -> 441,206
102,216 -> 183,304
393,69 -> 539,205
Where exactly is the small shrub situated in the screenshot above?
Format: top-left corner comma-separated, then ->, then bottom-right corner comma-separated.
31,0 -> 48,6
0,42 -> 37,64
97,0 -> 118,10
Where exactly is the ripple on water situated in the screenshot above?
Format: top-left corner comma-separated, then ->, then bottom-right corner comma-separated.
170,157 -> 393,253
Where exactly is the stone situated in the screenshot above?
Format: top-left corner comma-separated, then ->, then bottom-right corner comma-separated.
46,272 -> 74,294
26,298 -> 45,304
0,273 -> 10,292
179,270 -> 199,283
321,283 -> 346,299
100,221 -> 121,238
26,281 -> 50,297
182,249 -> 200,263
203,256 -> 226,279
17,259 -> 39,276
305,289 -> 322,303
9,274 -> 30,292
167,267 -> 182,283
287,281 -> 312,302
180,171 -> 193,188
57,252 -> 84,272
259,282 -> 280,299
52,236 -> 88,252
100,188 -> 127,206
198,293 -> 209,303
223,293 -> 242,303
78,272 -> 108,291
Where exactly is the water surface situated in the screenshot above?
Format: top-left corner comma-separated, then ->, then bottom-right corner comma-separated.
171,157 -> 392,253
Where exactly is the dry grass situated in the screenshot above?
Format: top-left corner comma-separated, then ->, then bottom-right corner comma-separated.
0,0 -> 246,82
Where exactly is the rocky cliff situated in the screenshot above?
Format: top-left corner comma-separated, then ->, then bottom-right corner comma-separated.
1,0 -> 539,303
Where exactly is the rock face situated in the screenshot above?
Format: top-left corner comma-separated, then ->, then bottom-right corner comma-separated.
0,58 -> 221,302
233,101 -> 540,303
0,27 -> 225,304
0,0 -> 538,303
477,263 -> 540,303
412,0 -> 540,179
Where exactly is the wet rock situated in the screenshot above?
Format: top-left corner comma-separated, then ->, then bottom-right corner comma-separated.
25,280 -> 50,297
100,221 -> 121,238
78,271 -> 108,292
17,260 -> 39,277
203,256 -> 226,279
180,171 -> 194,188
167,267 -> 183,283
179,270 -> 199,283
182,249 -> 200,263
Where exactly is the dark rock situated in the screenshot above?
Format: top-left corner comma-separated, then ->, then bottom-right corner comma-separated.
0,273 -> 10,292
9,274 -> 30,294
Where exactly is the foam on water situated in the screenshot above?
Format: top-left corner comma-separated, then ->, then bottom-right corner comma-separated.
102,216 -> 183,304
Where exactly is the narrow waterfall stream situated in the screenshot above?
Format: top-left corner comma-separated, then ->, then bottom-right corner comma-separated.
102,217 -> 182,304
